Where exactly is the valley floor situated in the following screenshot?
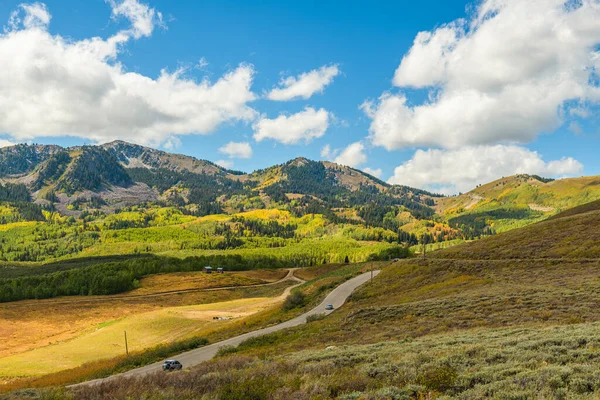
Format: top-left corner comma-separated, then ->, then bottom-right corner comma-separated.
0,269 -> 292,380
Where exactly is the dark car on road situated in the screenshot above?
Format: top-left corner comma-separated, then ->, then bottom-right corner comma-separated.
325,304 -> 334,310
162,360 -> 182,371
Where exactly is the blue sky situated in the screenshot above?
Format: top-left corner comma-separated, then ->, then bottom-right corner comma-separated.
0,0 -> 598,193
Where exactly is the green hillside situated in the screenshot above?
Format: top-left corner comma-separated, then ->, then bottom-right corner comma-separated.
435,198 -> 600,260
437,174 -> 600,235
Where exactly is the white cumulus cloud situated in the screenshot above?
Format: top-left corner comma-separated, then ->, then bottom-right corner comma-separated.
364,0 -> 600,151
253,107 -> 329,145
320,144 -> 339,159
267,65 -> 340,101
362,167 -> 382,179
388,145 -> 584,195
0,1 -> 257,148
215,159 -> 234,169
107,0 -> 163,39
7,2 -> 51,31
334,142 -> 367,168
218,141 -> 253,159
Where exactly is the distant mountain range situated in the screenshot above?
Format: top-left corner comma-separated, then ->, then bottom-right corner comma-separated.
1,141 -> 600,240
0,140 -> 437,214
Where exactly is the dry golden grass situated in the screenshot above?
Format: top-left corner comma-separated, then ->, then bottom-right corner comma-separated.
234,269 -> 288,283
131,269 -> 286,295
0,291 -> 292,378
0,269 -> 292,377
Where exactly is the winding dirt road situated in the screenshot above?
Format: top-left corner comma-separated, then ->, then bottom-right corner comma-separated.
70,270 -> 379,388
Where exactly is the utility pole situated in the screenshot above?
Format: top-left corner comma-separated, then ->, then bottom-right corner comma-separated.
124,330 -> 129,356
422,234 -> 427,259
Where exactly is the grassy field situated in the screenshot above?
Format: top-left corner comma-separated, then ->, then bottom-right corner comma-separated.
0,286 -> 291,378
0,269 -> 291,380
130,269 -> 287,295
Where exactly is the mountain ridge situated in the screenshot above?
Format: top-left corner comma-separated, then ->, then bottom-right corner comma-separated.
1,141 -> 599,244
0,141 -> 431,204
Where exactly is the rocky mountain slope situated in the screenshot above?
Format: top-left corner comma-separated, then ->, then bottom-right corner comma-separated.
0,141 -> 437,213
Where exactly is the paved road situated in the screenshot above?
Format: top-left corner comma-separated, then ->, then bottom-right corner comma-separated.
70,269 -> 380,388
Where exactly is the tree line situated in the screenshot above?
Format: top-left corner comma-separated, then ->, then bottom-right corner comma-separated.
0,244 -> 410,302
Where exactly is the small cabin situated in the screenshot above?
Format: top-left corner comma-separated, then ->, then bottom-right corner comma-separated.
203,266 -> 213,274
217,267 -> 224,274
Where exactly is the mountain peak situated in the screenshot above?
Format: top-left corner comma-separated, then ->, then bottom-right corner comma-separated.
286,156 -> 312,167
101,140 -> 148,150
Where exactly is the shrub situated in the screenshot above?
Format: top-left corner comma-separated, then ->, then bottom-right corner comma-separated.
282,291 -> 306,311
570,377 -> 593,394
218,375 -> 281,400
237,334 -> 280,351
374,386 -> 413,400
417,365 -> 458,392
306,313 -> 326,323
216,345 -> 239,357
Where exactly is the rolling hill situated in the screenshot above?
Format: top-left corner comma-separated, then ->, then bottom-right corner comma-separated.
435,174 -> 600,235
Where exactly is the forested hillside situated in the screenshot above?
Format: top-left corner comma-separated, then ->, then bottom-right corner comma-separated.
0,141 -> 599,290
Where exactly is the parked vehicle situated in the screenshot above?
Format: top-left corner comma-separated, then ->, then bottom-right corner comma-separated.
325,304 -> 334,310
162,360 -> 182,371
203,266 -> 213,274
217,267 -> 224,273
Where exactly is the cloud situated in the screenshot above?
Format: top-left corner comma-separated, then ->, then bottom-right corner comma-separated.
320,144 -> 338,158
267,64 -> 340,101
334,142 -> 367,168
215,159 -> 234,169
197,57 -> 208,69
568,121 -> 583,135
0,139 -> 15,148
364,0 -> 600,150
7,2 -> 51,31
0,2 -> 257,148
218,141 -> 253,159
253,107 -> 329,144
106,0 -> 163,39
162,135 -> 181,150
387,145 -> 584,195
362,167 -> 382,179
